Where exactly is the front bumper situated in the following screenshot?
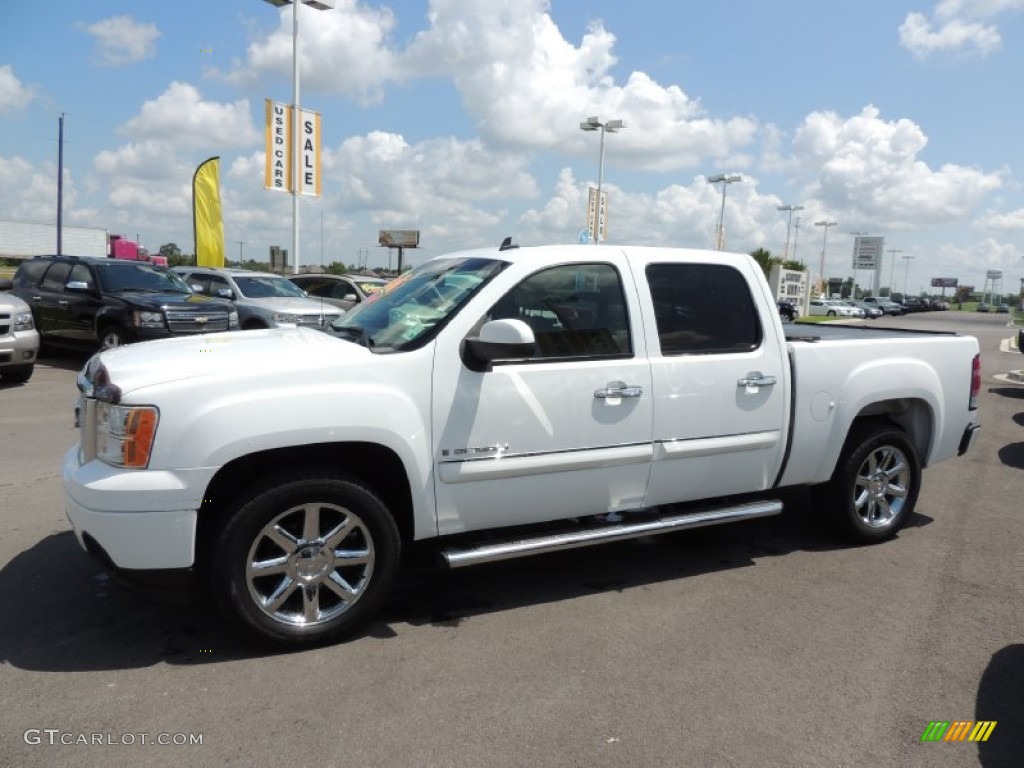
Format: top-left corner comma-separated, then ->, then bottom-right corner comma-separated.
0,328 -> 39,366
62,446 -> 200,570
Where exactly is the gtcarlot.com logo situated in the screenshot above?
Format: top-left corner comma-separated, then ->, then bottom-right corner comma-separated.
920,720 -> 997,743
24,730 -> 203,747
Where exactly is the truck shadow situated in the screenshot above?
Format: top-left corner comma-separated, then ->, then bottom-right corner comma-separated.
997,443 -> 1024,470
976,644 -> 1024,766
988,386 -> 1024,399
0,489 -> 934,670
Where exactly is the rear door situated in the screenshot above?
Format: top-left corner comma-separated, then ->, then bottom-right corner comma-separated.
34,261 -> 73,339
636,256 -> 789,506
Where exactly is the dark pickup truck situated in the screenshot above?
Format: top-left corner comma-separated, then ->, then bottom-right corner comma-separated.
12,255 -> 238,350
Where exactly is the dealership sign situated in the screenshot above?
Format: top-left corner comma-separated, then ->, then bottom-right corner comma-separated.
852,236 -> 884,270
931,277 -> 958,288
264,99 -> 321,197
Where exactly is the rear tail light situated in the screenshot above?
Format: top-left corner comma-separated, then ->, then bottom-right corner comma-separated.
969,353 -> 981,411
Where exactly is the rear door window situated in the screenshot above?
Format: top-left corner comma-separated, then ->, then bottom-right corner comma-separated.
40,262 -> 72,293
646,263 -> 762,355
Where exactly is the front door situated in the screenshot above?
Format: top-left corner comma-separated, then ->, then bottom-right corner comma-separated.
431,259 -> 653,535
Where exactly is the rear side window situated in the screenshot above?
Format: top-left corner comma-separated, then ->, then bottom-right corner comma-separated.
40,262 -> 72,292
646,263 -> 762,355
14,258 -> 50,289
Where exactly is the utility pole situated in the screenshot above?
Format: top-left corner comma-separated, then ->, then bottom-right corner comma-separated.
57,113 -> 64,255
886,250 -> 901,297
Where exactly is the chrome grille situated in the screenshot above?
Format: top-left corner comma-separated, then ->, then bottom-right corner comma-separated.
0,312 -> 9,336
166,310 -> 230,334
297,315 -> 326,328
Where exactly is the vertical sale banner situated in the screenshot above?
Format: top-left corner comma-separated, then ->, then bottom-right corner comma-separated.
265,99 -> 321,197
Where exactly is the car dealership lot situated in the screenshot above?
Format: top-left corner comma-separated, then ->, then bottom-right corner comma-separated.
2,313 -> 1022,768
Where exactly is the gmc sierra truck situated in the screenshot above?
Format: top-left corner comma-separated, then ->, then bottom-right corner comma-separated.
63,244 -> 982,647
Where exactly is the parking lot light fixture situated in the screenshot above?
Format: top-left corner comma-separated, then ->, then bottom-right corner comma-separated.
776,204 -> 804,261
709,174 -> 742,250
262,0 -> 335,275
579,116 -> 625,245
814,219 -> 837,296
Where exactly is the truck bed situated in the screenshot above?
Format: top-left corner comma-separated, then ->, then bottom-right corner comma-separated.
784,322 -> 957,343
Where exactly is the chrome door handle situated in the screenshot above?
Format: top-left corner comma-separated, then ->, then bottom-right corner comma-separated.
737,372 -> 777,387
595,382 -> 644,399
58,300 -> 69,306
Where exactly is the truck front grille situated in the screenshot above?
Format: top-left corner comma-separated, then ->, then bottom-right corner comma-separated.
298,315 -> 327,328
0,312 -> 9,335
166,310 -> 230,334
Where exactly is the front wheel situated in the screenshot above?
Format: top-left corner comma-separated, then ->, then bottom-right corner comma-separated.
814,423 -> 921,543
99,326 -> 129,349
210,471 -> 401,647
1,363 -> 34,383
827,310 -> 836,317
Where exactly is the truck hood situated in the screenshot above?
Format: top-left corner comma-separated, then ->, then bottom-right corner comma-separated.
112,291 -> 230,310
93,327 -> 370,396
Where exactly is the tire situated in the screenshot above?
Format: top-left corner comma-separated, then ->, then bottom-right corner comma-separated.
210,470 -> 401,648
814,422 -> 921,543
99,326 -> 129,350
1,363 -> 34,383
242,320 -> 267,331
827,310 -> 836,317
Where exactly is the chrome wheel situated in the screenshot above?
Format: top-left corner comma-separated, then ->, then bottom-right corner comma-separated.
245,502 -> 375,628
100,328 -> 127,349
852,445 -> 910,528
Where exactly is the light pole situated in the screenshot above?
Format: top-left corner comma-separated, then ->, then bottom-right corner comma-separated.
901,253 -> 916,297
886,249 -> 901,297
776,204 -> 804,261
814,219 -> 837,296
237,240 -> 244,266
579,116 -> 624,244
709,174 -> 742,250
263,0 -> 334,275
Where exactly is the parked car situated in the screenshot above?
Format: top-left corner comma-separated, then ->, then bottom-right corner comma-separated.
63,243 -> 982,647
976,303 -> 990,313
775,299 -> 798,322
12,256 -> 237,350
852,301 -> 883,319
174,267 -> 343,330
288,274 -> 391,312
808,299 -> 855,317
838,301 -> 866,318
862,297 -> 905,316
996,303 -> 1010,314
0,278 -> 40,383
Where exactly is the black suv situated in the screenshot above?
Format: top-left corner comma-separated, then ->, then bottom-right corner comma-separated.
12,256 -> 238,350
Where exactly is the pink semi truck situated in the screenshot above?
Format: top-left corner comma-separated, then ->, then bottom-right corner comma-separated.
108,234 -> 167,266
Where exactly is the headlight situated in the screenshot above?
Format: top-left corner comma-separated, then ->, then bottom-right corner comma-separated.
271,312 -> 300,325
13,312 -> 34,332
96,402 -> 159,468
228,310 -> 239,329
132,310 -> 165,329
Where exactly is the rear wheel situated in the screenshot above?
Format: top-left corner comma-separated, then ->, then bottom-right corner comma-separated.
210,471 -> 401,647
814,423 -> 920,543
827,310 -> 836,317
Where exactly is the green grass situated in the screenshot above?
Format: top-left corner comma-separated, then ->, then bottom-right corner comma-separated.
0,267 -> 14,281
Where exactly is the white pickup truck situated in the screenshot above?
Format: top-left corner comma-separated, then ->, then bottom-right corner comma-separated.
64,244 -> 982,647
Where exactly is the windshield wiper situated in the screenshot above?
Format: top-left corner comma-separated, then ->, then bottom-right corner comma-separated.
332,325 -> 375,349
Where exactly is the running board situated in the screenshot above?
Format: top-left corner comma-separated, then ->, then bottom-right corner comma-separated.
441,500 -> 782,569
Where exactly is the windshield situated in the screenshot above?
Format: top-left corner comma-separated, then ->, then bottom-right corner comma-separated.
330,257 -> 505,351
233,275 -> 308,299
97,263 -> 192,293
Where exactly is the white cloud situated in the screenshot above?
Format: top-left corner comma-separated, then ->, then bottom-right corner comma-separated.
121,82 -> 260,149
791,106 -> 1002,228
976,208 -> 1024,230
403,0 -> 757,168
899,0 -> 1024,56
0,65 -> 34,114
226,0 -> 399,104
80,15 -> 161,66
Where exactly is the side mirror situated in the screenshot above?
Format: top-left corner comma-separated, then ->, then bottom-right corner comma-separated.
0,278 -> 12,291
66,281 -> 93,292
342,293 -> 358,303
463,319 -> 536,372
216,288 -> 234,300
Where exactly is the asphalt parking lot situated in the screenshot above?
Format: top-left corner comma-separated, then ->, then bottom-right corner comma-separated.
1,313 -> 1022,767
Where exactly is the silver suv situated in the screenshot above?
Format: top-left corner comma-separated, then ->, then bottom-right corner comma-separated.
0,278 -> 40,383
175,267 -> 342,331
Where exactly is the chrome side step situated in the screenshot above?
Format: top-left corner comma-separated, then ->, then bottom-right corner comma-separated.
441,500 -> 782,569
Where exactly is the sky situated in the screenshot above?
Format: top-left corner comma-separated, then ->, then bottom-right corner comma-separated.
1,0 -> 1023,294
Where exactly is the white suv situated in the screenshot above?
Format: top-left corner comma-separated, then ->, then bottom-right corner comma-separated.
175,267 -> 342,331
0,279 -> 40,383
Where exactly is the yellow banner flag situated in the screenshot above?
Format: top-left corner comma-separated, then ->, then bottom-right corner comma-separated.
193,156 -> 224,267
